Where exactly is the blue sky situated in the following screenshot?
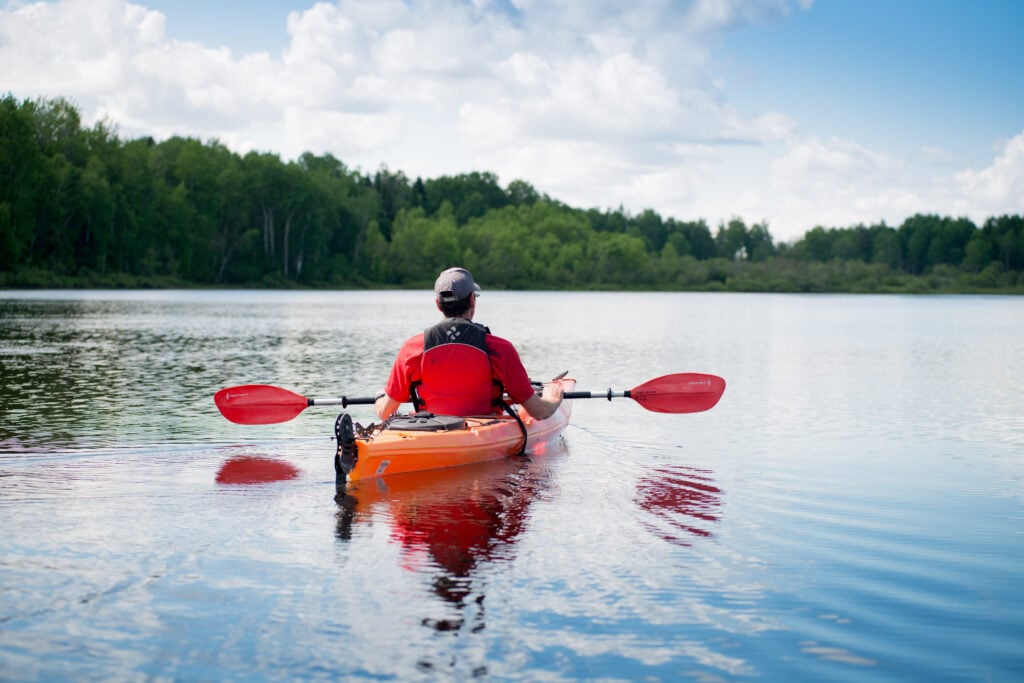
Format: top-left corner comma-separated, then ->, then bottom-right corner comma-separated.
2,0 -> 1022,242
143,1 -> 294,54
719,1 -> 1024,159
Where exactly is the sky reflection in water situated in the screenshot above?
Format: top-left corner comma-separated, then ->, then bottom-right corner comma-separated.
1,290 -> 1023,681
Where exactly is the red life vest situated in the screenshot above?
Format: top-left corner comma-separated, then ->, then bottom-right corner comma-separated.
418,319 -> 498,415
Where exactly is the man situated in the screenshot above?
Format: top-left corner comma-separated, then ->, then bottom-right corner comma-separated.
375,267 -> 564,420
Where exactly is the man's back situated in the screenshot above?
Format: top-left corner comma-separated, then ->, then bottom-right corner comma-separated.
420,318 -> 495,415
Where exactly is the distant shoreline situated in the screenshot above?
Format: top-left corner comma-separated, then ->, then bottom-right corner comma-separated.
2,268 -> 1021,295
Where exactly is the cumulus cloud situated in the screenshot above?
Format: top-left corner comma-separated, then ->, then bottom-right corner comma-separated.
758,135 -> 923,233
0,0 -> 1018,242
771,137 -> 904,196
2,1 -> 777,158
1,0 -> 164,95
954,132 -> 1024,216
732,128 -> 1024,238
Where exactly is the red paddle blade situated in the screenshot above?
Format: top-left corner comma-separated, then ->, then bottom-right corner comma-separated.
214,384 -> 310,425
629,373 -> 726,414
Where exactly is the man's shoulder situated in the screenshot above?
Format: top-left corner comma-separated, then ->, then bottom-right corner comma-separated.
484,333 -> 520,355
398,333 -> 425,354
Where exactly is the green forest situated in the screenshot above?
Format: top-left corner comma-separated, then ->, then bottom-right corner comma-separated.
2,94 -> 1022,293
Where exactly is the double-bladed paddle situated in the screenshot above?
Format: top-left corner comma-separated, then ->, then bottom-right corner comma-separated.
214,373 -> 725,425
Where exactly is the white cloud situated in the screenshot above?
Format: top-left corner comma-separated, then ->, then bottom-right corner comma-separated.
714,129 -> 1024,240
0,0 -> 1016,244
750,112 -> 797,143
683,0 -> 800,33
954,132 -> 1024,215
281,106 -> 406,156
771,136 -> 904,196
0,0 -> 778,143
1,0 -> 163,95
920,145 -> 955,165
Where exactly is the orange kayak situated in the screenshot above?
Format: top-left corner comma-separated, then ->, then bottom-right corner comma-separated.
336,378 -> 575,483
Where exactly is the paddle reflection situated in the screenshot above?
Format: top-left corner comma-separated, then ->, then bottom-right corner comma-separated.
335,450 -> 559,647
215,455 -> 300,485
635,464 -> 721,546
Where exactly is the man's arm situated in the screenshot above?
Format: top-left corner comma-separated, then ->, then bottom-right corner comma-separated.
486,334 -> 564,420
521,381 -> 564,421
377,335 -> 423,420
375,393 -> 402,420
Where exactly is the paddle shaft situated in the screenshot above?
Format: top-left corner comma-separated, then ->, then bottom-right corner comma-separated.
307,395 -> 377,408
313,387 -> 661,405
305,391 -> 550,408
309,388 -> 620,407
564,389 -> 631,401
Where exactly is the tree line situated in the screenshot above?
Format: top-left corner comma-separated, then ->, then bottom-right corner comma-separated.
2,94 -> 1022,293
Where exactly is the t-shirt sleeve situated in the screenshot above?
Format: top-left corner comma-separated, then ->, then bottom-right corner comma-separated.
384,334 -> 424,402
487,335 -> 536,405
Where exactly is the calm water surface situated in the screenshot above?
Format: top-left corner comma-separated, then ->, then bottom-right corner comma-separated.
1,290 -> 1022,681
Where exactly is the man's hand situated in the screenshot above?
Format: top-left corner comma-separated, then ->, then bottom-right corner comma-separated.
522,381 -> 564,421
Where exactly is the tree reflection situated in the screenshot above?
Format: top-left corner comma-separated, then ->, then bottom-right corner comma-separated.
635,465 -> 721,546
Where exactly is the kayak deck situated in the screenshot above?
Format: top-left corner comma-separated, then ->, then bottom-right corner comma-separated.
341,378 -> 575,483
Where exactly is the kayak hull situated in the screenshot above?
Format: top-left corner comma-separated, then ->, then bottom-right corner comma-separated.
345,378 -> 575,482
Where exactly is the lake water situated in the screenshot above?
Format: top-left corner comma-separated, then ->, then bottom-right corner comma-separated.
1,290 -> 1022,681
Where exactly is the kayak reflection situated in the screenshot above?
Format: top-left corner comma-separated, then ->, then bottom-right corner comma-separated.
335,447 -> 561,637
635,464 -> 721,546
215,455 -> 300,485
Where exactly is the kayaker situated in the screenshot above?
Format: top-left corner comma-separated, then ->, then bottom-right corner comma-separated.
375,267 -> 564,420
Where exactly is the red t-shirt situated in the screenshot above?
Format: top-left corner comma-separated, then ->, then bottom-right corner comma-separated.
384,331 -> 536,415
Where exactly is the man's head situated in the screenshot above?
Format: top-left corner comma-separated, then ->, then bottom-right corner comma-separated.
434,267 -> 481,318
